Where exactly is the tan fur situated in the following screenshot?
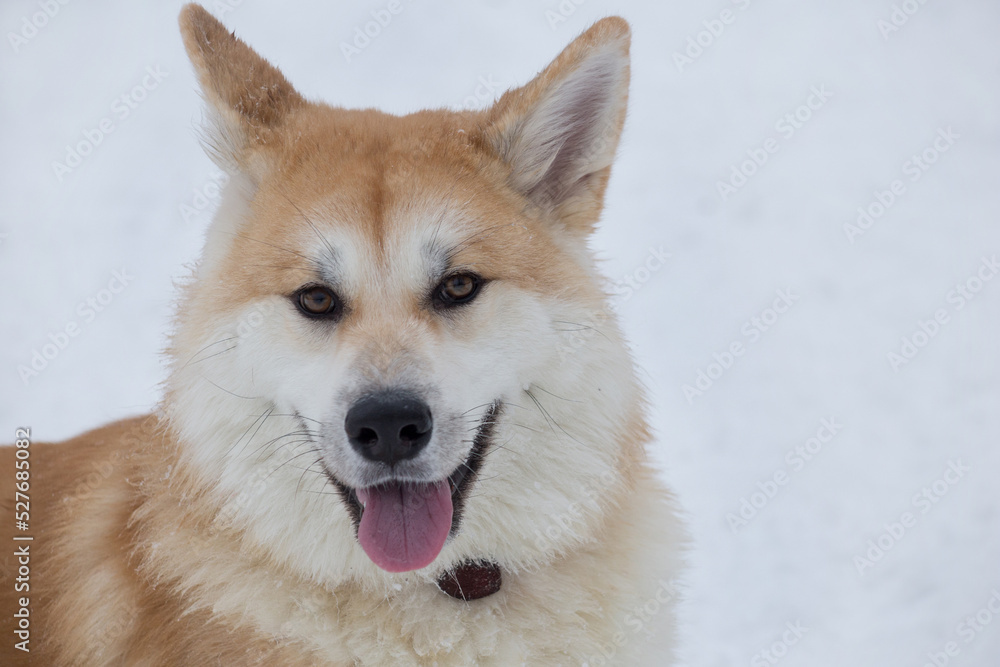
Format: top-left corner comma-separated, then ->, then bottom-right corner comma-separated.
1,5 -> 683,665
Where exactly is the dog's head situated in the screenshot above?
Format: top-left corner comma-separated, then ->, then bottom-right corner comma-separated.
168,4 -> 643,583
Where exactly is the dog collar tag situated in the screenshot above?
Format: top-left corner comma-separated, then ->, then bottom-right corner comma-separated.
436,560 -> 502,600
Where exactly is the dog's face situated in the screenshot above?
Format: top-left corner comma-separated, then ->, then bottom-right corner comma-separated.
168,5 -> 638,580
215,140 -> 585,572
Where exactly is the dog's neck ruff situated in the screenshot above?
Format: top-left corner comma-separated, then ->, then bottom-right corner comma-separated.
436,560 -> 502,600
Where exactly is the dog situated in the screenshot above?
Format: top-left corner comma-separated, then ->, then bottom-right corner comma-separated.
1,4 -> 683,665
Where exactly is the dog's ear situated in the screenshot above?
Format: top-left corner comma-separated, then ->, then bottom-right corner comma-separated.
480,17 -> 630,234
178,3 -> 305,177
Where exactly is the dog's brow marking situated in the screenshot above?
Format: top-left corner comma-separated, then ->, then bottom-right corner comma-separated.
446,222 -> 510,258
424,186 -> 464,264
245,264 -> 312,272
280,191 -> 340,270
416,172 -> 479,262
426,243 -> 452,281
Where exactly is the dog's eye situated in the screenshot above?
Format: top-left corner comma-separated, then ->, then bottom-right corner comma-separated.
435,273 -> 482,307
294,285 -> 341,319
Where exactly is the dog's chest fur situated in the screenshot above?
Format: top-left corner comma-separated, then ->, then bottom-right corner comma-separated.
4,417 -> 677,666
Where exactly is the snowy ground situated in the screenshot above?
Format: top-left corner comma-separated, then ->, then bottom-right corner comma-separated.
2,1 -> 998,665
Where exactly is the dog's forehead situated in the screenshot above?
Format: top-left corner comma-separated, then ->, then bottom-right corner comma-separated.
299,194 -> 479,290
282,172 -> 524,276
233,116 -> 573,300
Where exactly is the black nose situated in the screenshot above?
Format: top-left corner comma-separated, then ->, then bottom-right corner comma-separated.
344,391 -> 433,466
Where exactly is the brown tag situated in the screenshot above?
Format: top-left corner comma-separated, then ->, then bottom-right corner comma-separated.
437,560 -> 502,600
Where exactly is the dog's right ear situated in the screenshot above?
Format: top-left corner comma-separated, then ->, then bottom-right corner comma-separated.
479,17 -> 631,237
179,3 -> 304,177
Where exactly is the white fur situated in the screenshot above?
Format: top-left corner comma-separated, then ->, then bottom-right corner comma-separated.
160,180 -> 682,664
155,11 -> 683,664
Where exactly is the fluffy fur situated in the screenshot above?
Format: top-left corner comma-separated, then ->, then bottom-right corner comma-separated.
1,5 -> 683,665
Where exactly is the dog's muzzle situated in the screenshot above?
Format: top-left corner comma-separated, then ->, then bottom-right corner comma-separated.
325,400 -> 502,576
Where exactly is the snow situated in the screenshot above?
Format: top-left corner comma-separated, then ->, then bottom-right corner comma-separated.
2,1 -> 998,665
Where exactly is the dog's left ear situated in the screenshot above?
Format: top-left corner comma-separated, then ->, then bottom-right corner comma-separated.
480,17 -> 630,235
178,3 -> 305,178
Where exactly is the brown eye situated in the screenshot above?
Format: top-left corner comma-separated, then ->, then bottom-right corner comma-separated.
435,273 -> 482,307
294,285 -> 341,319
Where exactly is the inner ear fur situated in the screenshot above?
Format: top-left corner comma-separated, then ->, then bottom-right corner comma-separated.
478,17 -> 631,234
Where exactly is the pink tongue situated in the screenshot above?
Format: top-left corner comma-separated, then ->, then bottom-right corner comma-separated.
355,481 -> 453,572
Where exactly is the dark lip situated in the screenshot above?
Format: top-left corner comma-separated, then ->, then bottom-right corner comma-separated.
325,400 -> 502,538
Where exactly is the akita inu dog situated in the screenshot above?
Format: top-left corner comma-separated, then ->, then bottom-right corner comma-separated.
2,4 -> 683,665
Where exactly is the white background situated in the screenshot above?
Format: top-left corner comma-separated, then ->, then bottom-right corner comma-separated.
2,1 -> 998,665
